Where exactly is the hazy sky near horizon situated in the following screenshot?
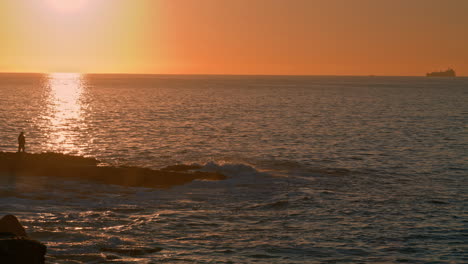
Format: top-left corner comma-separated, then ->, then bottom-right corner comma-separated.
0,0 -> 467,75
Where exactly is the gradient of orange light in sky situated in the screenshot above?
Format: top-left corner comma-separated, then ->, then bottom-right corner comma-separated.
1,0 -> 467,76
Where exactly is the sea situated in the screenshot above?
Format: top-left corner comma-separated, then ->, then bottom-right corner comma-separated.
0,73 -> 466,263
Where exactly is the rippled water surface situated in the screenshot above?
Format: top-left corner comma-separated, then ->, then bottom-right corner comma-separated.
0,74 -> 467,263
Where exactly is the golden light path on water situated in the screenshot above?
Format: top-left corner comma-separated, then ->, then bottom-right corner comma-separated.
41,73 -> 89,155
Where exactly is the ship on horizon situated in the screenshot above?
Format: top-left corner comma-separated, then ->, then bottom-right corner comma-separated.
426,68 -> 456,77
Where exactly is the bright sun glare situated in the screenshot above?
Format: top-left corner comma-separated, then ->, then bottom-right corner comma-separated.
45,0 -> 89,12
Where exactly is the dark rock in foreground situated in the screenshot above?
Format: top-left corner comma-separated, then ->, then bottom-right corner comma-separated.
0,215 -> 47,264
0,234 -> 47,264
0,152 -> 226,188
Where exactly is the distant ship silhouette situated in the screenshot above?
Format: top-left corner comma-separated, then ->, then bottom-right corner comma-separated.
426,68 -> 456,77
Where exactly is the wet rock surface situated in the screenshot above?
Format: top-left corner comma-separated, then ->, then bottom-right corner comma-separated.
0,152 -> 226,188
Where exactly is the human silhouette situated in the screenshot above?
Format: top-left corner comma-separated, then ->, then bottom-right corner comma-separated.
18,132 -> 25,153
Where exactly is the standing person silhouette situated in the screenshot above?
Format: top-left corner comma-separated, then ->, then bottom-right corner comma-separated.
18,132 -> 26,153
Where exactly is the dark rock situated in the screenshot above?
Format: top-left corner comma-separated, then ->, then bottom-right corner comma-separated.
0,233 -> 47,264
0,215 -> 27,237
0,215 -> 47,264
0,152 -> 226,188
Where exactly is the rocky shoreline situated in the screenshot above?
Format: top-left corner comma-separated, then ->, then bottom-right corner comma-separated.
0,152 -> 226,188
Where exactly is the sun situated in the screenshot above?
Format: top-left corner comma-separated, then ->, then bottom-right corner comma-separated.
45,0 -> 89,13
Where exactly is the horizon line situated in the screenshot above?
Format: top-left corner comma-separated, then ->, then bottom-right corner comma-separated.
0,71 -> 466,78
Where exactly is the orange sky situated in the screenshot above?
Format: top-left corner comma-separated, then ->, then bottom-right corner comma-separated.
1,0 -> 467,76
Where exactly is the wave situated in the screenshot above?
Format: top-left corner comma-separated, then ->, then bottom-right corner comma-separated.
199,161 -> 270,179
172,161 -> 287,188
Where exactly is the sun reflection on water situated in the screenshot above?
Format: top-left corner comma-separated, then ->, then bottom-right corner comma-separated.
42,73 -> 89,154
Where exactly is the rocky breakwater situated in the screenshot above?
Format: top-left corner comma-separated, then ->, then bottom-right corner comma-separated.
0,152 -> 226,188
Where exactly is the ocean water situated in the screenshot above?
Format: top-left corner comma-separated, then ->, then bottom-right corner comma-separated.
0,73 -> 466,263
